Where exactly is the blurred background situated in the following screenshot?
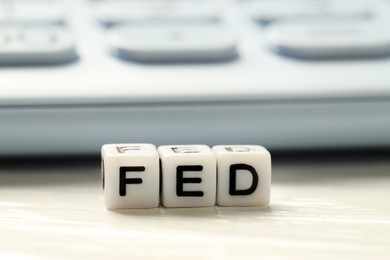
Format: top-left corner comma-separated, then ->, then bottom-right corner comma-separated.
1,0 -> 390,156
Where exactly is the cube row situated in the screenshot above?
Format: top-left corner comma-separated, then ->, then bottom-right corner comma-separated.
102,144 -> 271,209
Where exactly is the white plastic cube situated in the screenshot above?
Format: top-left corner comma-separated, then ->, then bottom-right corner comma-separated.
101,143 -> 159,209
158,145 -> 216,208
212,145 -> 271,207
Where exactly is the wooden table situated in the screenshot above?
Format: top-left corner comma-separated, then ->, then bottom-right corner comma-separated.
1,152 -> 389,259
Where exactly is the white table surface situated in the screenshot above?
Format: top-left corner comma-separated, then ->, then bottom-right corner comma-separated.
1,152 -> 389,259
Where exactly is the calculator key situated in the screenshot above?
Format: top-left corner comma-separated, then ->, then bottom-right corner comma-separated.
108,23 -> 237,62
94,0 -> 220,26
245,0 -> 375,23
0,25 -> 77,64
0,30 -> 9,45
0,0 -> 64,24
265,19 -> 390,59
18,27 -> 58,45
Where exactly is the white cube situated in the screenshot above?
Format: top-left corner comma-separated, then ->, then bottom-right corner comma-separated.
101,144 -> 160,209
158,145 -> 217,208
212,145 -> 271,207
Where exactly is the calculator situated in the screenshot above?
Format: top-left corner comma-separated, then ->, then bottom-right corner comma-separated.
1,0 -> 390,155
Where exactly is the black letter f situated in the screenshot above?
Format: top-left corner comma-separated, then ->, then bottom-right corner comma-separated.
119,166 -> 145,196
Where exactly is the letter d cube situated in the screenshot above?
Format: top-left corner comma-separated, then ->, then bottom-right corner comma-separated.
212,145 -> 271,207
101,144 -> 159,209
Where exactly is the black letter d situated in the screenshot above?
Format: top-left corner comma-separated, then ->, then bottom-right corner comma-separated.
229,164 -> 258,196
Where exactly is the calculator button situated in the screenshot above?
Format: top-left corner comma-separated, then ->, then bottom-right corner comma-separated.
265,19 -> 390,59
0,0 -> 64,24
0,25 -> 77,64
108,24 -> 237,62
18,27 -> 58,46
0,30 -> 9,45
245,0 -> 374,23
94,0 -> 219,26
